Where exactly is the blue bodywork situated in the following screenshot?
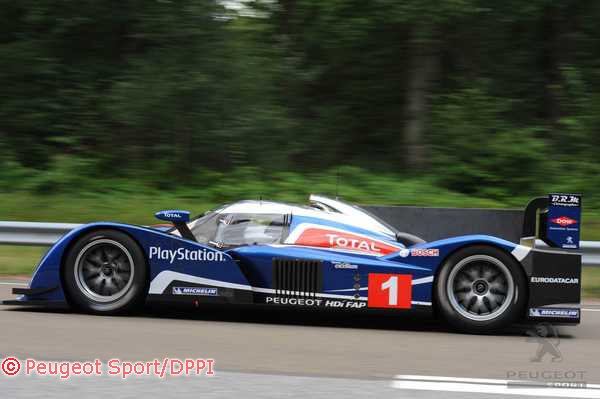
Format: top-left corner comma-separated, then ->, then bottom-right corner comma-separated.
15,217 -> 520,309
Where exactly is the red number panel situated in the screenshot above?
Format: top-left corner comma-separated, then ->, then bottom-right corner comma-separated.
367,273 -> 412,309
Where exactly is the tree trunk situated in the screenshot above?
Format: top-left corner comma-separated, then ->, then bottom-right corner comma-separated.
403,40 -> 439,170
280,0 -> 295,35
542,5 -> 562,128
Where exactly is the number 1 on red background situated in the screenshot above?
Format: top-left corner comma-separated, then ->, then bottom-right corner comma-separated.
367,273 -> 412,308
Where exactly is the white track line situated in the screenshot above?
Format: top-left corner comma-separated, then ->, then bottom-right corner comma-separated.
0,282 -> 27,286
582,308 -> 600,312
392,375 -> 600,398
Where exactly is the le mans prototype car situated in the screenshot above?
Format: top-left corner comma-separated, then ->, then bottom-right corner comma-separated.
3,194 -> 582,333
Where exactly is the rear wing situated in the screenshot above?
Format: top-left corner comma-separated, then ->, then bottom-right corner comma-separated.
522,194 -> 582,249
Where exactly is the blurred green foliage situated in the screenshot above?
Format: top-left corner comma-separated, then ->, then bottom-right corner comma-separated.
0,165 -> 503,222
2,1 -> 600,212
3,163 -> 600,240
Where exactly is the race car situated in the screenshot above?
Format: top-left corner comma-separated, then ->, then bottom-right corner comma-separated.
3,194 -> 582,333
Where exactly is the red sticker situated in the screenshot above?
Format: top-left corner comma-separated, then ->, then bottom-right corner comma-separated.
368,273 -> 412,309
550,216 -> 578,227
293,227 -> 402,255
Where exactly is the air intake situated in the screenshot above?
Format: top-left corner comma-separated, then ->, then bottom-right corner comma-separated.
272,258 -> 323,297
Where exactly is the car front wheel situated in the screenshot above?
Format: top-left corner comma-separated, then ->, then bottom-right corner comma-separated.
63,229 -> 147,314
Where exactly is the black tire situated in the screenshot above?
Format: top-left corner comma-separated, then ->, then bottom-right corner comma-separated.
63,229 -> 148,314
434,245 -> 527,333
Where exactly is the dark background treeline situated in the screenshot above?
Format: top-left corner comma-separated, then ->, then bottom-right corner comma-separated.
1,0 -> 600,205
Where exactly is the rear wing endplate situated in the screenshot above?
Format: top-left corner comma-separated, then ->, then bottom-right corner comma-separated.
522,194 -> 582,249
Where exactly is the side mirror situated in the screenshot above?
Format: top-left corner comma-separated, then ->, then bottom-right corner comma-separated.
155,210 -> 190,223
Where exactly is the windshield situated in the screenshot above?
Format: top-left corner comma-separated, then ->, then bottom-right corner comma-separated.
188,210 -> 222,244
214,213 -> 284,247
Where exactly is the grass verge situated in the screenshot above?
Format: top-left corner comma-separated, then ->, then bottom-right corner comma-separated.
0,246 -> 46,275
582,267 -> 600,299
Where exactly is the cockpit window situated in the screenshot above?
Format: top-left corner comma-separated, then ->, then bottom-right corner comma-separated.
214,213 -> 284,247
189,211 -> 221,244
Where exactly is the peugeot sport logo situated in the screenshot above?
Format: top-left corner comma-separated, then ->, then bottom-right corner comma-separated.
550,216 -> 577,227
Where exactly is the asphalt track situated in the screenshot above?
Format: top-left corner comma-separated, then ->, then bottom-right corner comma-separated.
2,281 -> 600,398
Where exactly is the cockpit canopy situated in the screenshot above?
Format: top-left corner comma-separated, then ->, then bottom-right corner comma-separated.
173,195 -> 424,249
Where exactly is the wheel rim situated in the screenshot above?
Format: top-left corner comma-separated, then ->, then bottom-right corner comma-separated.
74,239 -> 135,303
446,255 -> 515,321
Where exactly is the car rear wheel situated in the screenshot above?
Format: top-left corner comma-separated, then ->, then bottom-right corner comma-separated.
63,229 -> 147,314
435,245 -> 527,333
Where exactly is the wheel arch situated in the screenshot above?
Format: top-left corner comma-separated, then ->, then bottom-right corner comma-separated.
59,225 -> 151,305
430,242 -> 529,315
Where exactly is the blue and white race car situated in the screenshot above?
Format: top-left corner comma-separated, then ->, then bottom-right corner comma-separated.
3,194 -> 582,333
